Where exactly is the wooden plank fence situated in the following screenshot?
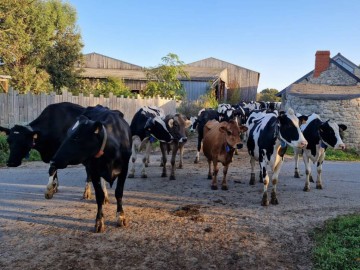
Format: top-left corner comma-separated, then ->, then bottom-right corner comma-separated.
0,89 -> 177,127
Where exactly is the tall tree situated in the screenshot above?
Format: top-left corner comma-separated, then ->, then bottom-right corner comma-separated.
143,53 -> 188,99
257,88 -> 281,102
0,0 -> 83,93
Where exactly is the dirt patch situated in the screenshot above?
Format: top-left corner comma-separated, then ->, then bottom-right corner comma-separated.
0,134 -> 359,270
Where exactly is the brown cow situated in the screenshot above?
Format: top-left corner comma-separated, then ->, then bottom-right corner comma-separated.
203,119 -> 248,190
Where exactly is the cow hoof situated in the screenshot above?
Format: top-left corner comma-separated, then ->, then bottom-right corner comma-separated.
128,173 -> 135,178
316,184 -> 323,190
141,174 -> 147,178
117,212 -> 127,227
303,186 -> 310,192
145,163 -> 149,168
83,187 -> 92,200
249,173 -> 255,185
95,217 -> 105,233
271,193 -> 279,205
178,165 -> 183,169
207,175 -> 212,180
221,185 -> 228,191
261,199 -> 269,206
211,185 -> 218,190
44,192 -> 54,199
194,159 -> 199,164
169,175 -> 176,180
161,173 -> 167,177
294,172 -> 301,178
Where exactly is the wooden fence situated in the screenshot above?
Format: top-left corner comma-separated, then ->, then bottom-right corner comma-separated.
0,89 -> 177,127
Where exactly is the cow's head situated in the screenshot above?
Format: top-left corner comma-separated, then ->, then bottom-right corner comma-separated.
278,109 -> 307,149
50,116 -> 105,170
144,116 -> 173,143
189,116 -> 198,133
0,125 -> 38,167
166,114 -> 192,144
219,120 -> 248,150
319,120 -> 347,149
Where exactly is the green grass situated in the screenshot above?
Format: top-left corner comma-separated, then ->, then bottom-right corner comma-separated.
0,134 -> 41,166
312,214 -> 360,270
286,147 -> 360,162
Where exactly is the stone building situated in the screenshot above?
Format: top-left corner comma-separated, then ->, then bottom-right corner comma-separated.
277,51 -> 360,151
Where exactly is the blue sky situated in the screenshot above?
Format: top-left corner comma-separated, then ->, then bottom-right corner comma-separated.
67,0 -> 360,92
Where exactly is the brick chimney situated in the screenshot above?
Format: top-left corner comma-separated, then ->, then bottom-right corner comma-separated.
314,51 -> 330,77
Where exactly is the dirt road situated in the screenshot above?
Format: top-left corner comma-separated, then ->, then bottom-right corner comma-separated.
0,136 -> 359,270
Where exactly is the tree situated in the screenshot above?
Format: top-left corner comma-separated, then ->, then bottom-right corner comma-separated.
257,88 -> 281,102
0,0 -> 83,93
142,53 -> 188,99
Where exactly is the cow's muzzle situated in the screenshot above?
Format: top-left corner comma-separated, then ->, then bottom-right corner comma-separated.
179,137 -> 188,143
236,143 -> 243,149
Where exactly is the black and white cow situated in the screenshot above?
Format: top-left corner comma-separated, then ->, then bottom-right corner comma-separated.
48,105 -> 132,232
160,113 -> 192,180
246,108 -> 307,206
128,106 -> 173,178
293,113 -> 347,191
0,102 -> 106,201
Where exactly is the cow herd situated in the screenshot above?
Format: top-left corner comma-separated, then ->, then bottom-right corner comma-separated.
0,100 -> 347,232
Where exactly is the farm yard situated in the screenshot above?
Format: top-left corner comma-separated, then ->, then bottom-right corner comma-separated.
0,135 -> 359,270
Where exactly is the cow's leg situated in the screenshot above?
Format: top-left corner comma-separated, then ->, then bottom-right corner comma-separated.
92,175 -> 105,233
115,162 -> 129,227
221,164 -> 229,190
128,138 -> 139,178
194,135 -> 202,164
316,152 -> 325,189
260,159 -> 269,206
83,172 -> 92,200
169,144 -> 179,180
144,140 -> 151,167
101,178 -> 109,204
45,169 -> 59,199
270,159 -> 284,205
160,142 -> 167,177
249,156 -> 256,185
207,159 -> 212,179
303,153 -> 312,192
211,160 -> 219,190
294,148 -> 301,178
178,144 -> 184,169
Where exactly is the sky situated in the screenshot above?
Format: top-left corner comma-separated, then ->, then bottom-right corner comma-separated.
67,0 -> 360,92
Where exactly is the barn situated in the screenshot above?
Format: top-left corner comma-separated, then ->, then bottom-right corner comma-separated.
278,51 -> 360,151
78,53 -> 258,102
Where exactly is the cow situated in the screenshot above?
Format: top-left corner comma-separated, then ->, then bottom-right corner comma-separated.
48,105 -> 132,232
246,108 -> 308,206
128,106 -> 173,178
160,113 -> 192,180
293,113 -> 347,191
202,119 -> 248,190
0,102 -> 108,201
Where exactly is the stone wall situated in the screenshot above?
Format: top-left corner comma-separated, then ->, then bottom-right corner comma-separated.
285,94 -> 360,151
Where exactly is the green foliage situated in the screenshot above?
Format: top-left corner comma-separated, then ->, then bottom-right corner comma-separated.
286,147 -> 360,161
72,77 -> 133,97
312,214 -> 360,270
0,0 -> 83,93
257,88 -> 281,102
143,53 -> 188,100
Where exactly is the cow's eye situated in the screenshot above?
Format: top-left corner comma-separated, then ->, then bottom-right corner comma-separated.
227,131 -> 232,135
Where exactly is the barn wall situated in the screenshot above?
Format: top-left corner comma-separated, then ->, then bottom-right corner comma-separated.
187,59 -> 259,102
181,81 -> 209,101
285,95 -> 360,151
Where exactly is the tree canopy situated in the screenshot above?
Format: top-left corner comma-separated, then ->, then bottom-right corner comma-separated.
257,88 -> 281,102
0,0 -> 83,93
142,53 -> 188,100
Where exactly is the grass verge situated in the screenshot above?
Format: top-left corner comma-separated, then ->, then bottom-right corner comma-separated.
286,147 -> 360,162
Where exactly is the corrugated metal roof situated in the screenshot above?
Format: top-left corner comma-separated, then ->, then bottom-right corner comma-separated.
288,83 -> 360,100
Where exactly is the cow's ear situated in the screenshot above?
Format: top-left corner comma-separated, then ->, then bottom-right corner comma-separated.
168,119 -> 174,128
240,125 -> 248,132
219,126 -> 227,133
0,126 -> 10,135
93,121 -> 103,134
338,124 -> 347,132
33,133 -> 38,140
